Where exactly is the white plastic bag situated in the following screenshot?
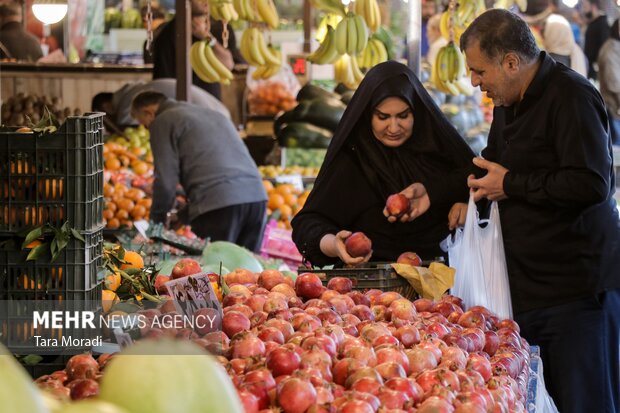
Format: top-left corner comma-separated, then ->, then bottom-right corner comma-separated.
445,193 -> 513,319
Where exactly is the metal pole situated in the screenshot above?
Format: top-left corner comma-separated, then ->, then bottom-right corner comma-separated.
175,0 -> 191,101
407,0 -> 422,77
303,0 -> 311,53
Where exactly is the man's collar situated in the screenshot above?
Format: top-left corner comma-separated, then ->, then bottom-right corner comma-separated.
522,51 -> 554,101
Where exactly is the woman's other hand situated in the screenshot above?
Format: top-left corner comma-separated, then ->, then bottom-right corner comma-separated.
448,202 -> 468,230
320,231 -> 372,266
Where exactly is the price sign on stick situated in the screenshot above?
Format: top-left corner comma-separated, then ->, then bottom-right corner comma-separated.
165,273 -> 223,332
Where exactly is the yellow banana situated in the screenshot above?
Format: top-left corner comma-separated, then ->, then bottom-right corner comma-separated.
353,14 -> 369,55
372,38 -> 388,64
346,14 -> 357,55
257,0 -> 279,29
191,41 -> 219,83
367,0 -> 381,32
233,0 -> 246,19
440,11 -> 450,41
245,0 -> 259,21
454,77 -> 474,96
335,17 -> 349,55
256,31 -> 281,66
249,28 -> 266,66
204,43 -> 234,81
240,29 -> 255,65
354,0 -> 367,29
350,55 -> 364,84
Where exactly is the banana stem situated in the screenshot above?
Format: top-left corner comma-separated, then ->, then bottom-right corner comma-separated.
448,0 -> 456,43
222,24 -> 229,48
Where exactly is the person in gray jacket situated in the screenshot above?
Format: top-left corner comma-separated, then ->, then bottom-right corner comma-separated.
130,91 -> 267,251
598,18 -> 620,145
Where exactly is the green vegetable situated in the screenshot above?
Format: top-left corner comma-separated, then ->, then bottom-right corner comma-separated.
274,97 -> 346,133
201,241 -> 263,273
296,84 -> 341,102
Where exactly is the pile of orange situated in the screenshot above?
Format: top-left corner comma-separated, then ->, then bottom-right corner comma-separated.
103,250 -> 145,313
264,181 -> 310,230
103,182 -> 151,229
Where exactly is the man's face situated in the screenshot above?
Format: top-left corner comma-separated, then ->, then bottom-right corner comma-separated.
133,104 -> 158,128
464,42 -> 520,107
422,1 -> 437,20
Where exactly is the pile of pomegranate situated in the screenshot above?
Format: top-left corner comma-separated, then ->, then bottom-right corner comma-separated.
34,268 -> 532,413
218,269 -> 530,413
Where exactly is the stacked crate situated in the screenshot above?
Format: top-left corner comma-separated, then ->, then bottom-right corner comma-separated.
0,113 -> 105,354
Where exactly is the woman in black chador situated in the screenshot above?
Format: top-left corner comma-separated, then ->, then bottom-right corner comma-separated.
292,61 -> 475,267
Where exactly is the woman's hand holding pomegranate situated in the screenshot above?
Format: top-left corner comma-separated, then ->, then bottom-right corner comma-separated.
320,231 -> 372,266
383,183 -> 430,223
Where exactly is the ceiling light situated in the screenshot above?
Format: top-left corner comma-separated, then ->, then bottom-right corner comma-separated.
32,0 -> 68,25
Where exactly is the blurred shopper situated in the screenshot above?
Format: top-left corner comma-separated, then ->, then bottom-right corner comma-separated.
582,0 -> 610,79
151,0 -> 241,101
92,78 -> 230,131
542,13 -> 587,76
0,1 -> 42,61
426,13 -> 448,66
130,91 -> 267,251
420,0 -> 438,58
461,9 -> 620,413
598,18 -> 620,145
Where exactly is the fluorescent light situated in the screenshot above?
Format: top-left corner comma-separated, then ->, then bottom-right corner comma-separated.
32,2 -> 68,25
561,0 -> 579,7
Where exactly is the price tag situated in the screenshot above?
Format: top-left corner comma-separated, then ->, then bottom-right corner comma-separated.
165,273 -> 223,328
133,220 -> 150,239
276,174 -> 304,193
113,328 -> 134,349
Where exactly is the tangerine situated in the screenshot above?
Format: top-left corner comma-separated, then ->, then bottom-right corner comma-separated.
103,209 -> 114,220
132,161 -> 149,176
107,218 -> 120,229
116,209 -> 129,220
268,193 -> 285,210
106,201 -> 117,213
105,157 -> 122,171
121,251 -> 144,270
105,272 -> 121,292
263,180 -> 274,193
131,204 -> 146,219
275,184 -> 295,196
284,193 -> 298,207
102,290 -> 119,313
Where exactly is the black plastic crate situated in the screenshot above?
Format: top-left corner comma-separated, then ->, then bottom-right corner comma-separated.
1,284 -> 103,354
0,229 -> 104,295
20,354 -> 73,379
0,113 -> 105,234
300,262 -> 420,301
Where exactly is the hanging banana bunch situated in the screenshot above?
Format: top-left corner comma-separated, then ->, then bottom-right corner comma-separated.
334,54 -> 365,89
353,0 -> 381,33
240,27 -> 281,67
308,0 -> 347,17
209,0 -> 239,22
232,0 -> 280,29
252,45 -> 282,80
315,13 -> 343,42
189,40 -> 235,85
432,0 -> 473,96
356,36 -> 388,70
307,25 -> 340,65
334,12 -> 369,56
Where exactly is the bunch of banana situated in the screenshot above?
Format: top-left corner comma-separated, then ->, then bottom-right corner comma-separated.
334,54 -> 364,89
354,0 -> 381,33
308,0 -> 346,16
253,46 -> 282,79
189,40 -> 234,85
335,12 -> 369,55
356,36 -> 388,69
307,25 -> 339,65
431,42 -> 472,96
240,27 -> 281,67
439,11 -> 466,44
494,0 -> 527,12
233,0 -> 279,28
209,0 -> 239,22
315,13 -> 343,42
456,0 -> 486,26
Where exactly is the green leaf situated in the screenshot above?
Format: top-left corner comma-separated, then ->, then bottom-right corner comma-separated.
26,243 -> 49,261
22,226 -> 44,249
71,228 -> 85,242
50,238 -> 58,256
22,354 -> 43,366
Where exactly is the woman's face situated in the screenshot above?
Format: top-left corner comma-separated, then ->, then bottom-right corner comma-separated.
371,97 -> 414,148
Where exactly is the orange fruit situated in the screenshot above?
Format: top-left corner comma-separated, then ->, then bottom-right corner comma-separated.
121,251 -> 144,270
103,209 -> 114,220
107,218 -> 120,229
131,204 -> 146,219
103,183 -> 114,197
137,198 -> 152,208
278,204 -> 293,219
268,193 -> 285,210
106,201 -> 117,213
125,188 -> 145,202
102,290 -> 119,313
117,198 -> 135,212
263,180 -> 274,193
116,209 -> 129,220
131,146 -> 147,157
105,272 -> 121,292
275,184 -> 295,196
132,161 -> 149,176
284,193 -> 298,206
105,157 -> 121,171
119,155 -> 131,167
113,183 -> 127,194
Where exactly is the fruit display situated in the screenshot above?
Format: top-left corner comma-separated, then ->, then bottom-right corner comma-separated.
32,262 -> 535,412
353,0 -> 382,33
102,127 -> 154,230
431,41 -> 473,96
233,0 -> 280,29
209,0 -> 240,22
264,181 -> 310,230
1,93 -> 81,126
247,81 -> 297,116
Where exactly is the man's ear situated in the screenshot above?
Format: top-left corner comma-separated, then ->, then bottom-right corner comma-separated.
503,52 -> 520,73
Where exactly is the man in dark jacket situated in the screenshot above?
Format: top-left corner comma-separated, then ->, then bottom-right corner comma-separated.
130,91 -> 267,251
583,0 -> 610,79
0,1 -> 42,62
460,9 -> 620,413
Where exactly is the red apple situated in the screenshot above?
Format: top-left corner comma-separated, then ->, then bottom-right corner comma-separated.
396,251 -> 422,266
385,193 -> 410,218
345,232 -> 372,258
154,275 -> 170,294
171,258 -> 202,279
